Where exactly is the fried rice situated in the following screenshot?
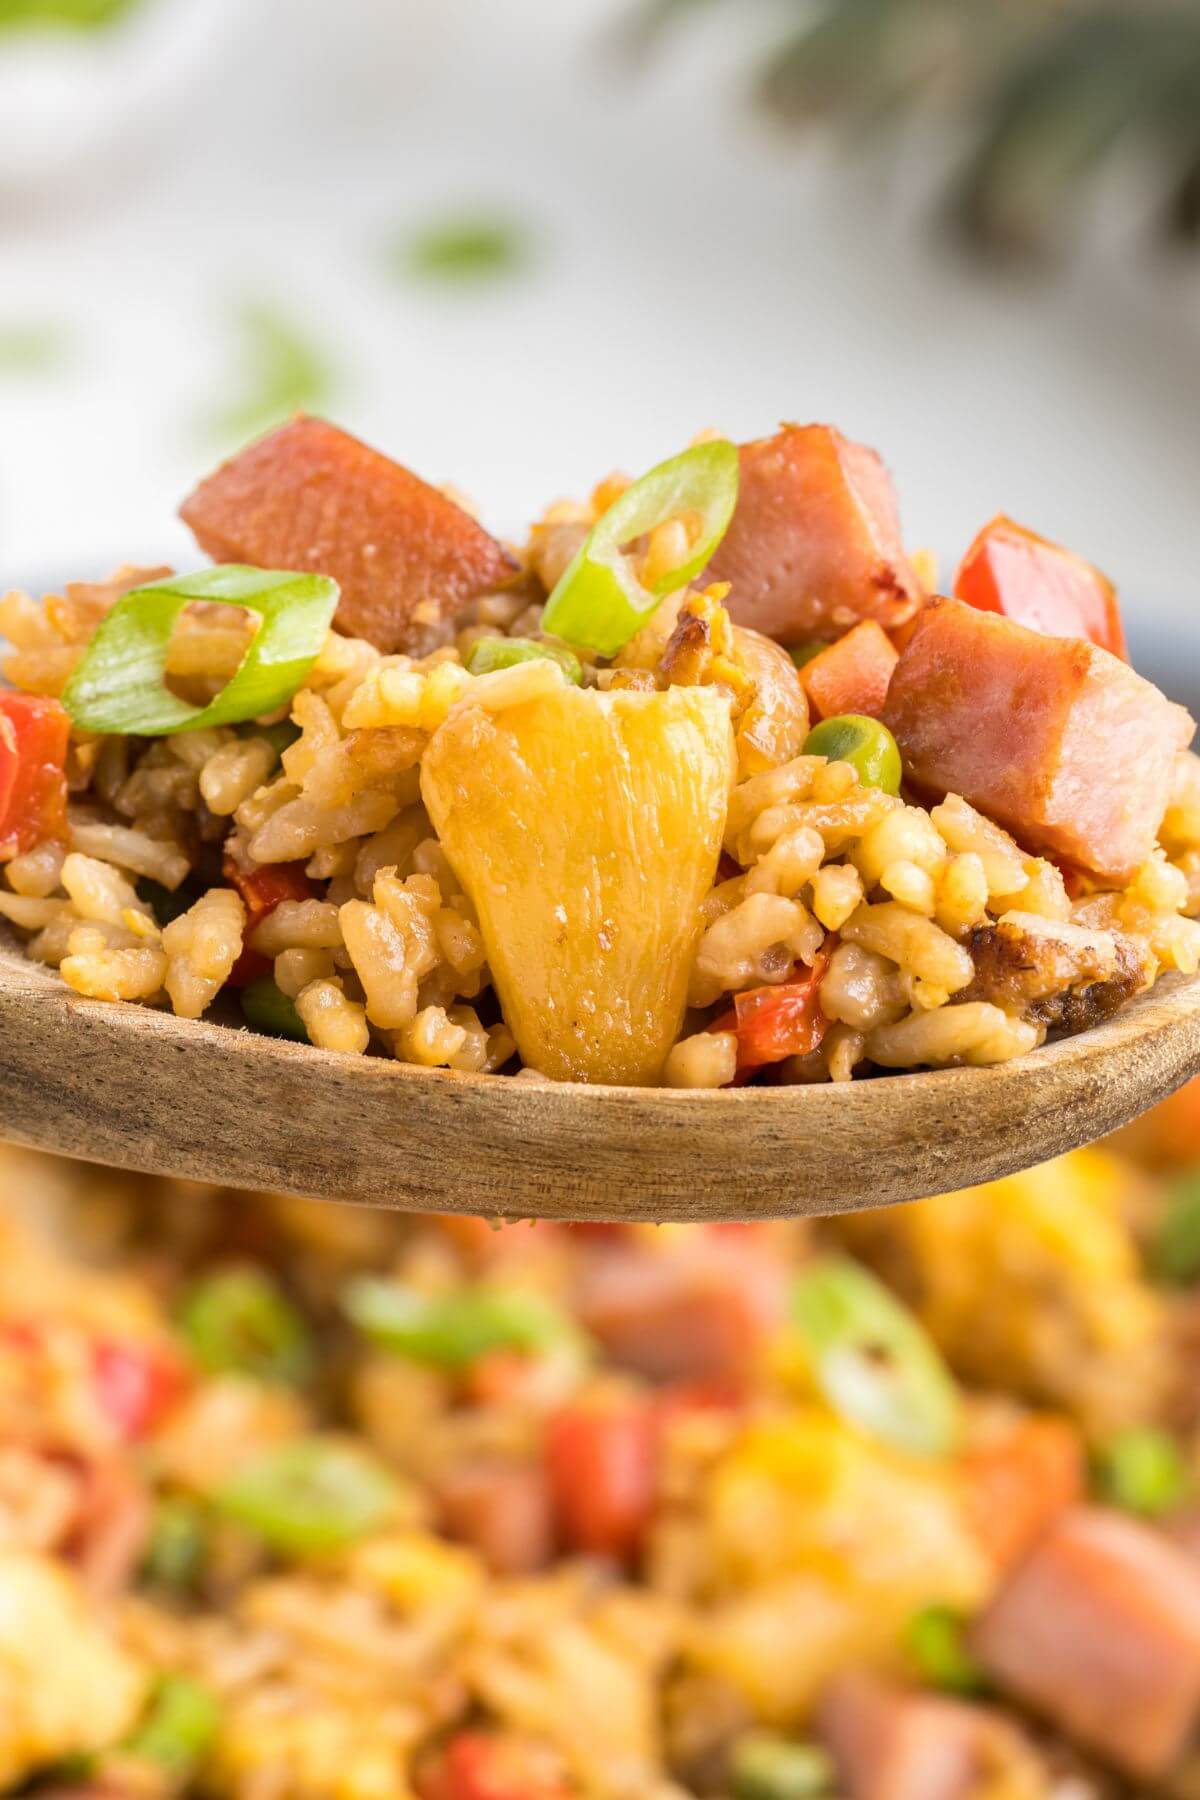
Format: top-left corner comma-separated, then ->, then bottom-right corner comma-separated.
0,1090 -> 1199,1797
1,420 -> 1198,1088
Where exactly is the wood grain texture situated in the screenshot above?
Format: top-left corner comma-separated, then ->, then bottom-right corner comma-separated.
2,927 -> 1200,1221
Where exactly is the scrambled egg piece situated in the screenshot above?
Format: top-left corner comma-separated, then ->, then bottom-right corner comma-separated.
0,1550 -> 147,1787
835,1148 -> 1169,1433
213,1700 -> 420,1800
690,1409 -> 988,1723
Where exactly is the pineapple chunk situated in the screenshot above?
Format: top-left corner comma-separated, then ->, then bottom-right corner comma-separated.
420,677 -> 734,1083
0,1551 -> 148,1787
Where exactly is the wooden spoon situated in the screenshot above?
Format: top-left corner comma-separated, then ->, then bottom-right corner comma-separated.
2,926 -> 1199,1221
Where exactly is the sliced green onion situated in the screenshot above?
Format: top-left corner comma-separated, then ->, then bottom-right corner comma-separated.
142,1495 -> 208,1590
541,440 -> 739,657
803,714 -> 902,795
125,1675 -> 220,1776
790,1259 -> 961,1458
62,566 -> 339,737
1150,1170 -> 1200,1285
216,1438 -> 399,1556
465,636 -> 582,684
1094,1427 -> 1189,1518
344,1277 -> 585,1369
179,1266 -> 312,1386
729,1732 -> 836,1799
905,1603 -> 988,1695
240,975 -> 308,1042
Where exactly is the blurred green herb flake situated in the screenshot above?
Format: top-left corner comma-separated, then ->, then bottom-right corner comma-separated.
0,0 -> 138,31
209,303 -> 336,447
0,321 -> 67,376
399,212 -> 531,285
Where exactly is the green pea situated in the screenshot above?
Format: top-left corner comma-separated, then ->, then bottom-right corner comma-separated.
142,1495 -> 208,1590
343,1277 -> 587,1369
240,976 -> 308,1042
729,1732 -> 836,1799
465,636 -> 583,684
179,1266 -> 313,1386
1094,1427 -> 1189,1518
905,1603 -> 988,1695
252,717 -> 302,757
788,642 -> 825,670
216,1438 -> 400,1557
125,1675 -> 220,1776
790,1259 -> 961,1458
138,875 -> 203,927
1150,1171 -> 1200,1285
803,713 -> 902,795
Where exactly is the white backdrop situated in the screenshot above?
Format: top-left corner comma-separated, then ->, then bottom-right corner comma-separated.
1,0 -> 1197,660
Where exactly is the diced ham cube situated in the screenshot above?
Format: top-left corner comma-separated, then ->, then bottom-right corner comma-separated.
883,599 -> 1193,882
969,1507 -> 1200,1778
707,425 -> 922,645
573,1234 -> 786,1385
181,416 -> 518,654
437,1458 -> 554,1576
0,695 -> 70,861
818,1671 -> 1032,1800
799,619 -> 899,721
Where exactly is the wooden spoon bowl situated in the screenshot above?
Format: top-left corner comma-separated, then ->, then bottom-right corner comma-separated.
2,927 -> 1200,1220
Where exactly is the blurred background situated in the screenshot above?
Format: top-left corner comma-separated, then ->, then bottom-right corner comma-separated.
0,0 -> 1198,670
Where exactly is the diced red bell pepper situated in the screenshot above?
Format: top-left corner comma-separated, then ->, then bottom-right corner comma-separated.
416,1732 -> 573,1800
0,693 -> 70,861
954,514 -> 1128,661
710,949 -> 831,1079
1,1319 -> 186,1442
0,714 -> 15,826
222,853 -> 315,987
545,1393 -> 658,1560
222,854 -> 315,927
961,1414 -> 1085,1572
798,619 -> 899,721
90,1337 -> 189,1441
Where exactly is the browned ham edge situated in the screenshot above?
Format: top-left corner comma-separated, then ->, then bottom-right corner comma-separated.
969,1506 -> 1200,1778
818,1670 -> 1038,1800
707,424 -> 923,646
181,416 -> 518,655
963,912 -> 1153,1035
573,1233 -> 786,1385
884,599 -> 1194,882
